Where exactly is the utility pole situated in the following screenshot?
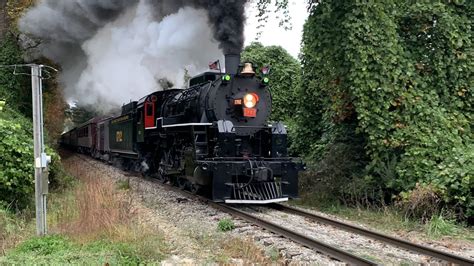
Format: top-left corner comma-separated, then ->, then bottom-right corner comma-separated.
31,65 -> 51,236
0,63 -> 56,236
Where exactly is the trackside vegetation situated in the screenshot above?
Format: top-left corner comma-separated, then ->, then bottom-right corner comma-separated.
0,1 -> 472,263
242,42 -> 301,123
293,0 -> 473,221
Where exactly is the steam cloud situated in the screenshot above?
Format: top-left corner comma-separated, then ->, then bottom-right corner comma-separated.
19,0 -> 247,111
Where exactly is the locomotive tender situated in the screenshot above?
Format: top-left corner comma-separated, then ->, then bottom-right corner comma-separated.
61,54 -> 303,204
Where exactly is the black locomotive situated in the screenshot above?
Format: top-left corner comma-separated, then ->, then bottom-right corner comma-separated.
61,54 -> 304,204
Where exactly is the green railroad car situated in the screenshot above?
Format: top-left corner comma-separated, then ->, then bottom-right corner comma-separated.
109,102 -> 139,158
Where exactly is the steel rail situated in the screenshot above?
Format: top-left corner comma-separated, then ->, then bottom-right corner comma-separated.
270,204 -> 474,266
210,202 -> 377,265
151,181 -> 376,265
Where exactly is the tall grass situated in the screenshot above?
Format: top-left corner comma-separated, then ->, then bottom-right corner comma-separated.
426,214 -> 458,239
53,156 -> 136,241
0,208 -> 32,255
76,176 -> 132,237
0,154 -> 168,263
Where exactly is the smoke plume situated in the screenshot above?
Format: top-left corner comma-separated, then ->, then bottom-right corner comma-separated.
19,0 -> 247,111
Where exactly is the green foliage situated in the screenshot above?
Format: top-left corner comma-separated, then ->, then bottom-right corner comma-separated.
0,34 -> 31,116
13,235 -> 73,256
0,105 -> 65,209
1,234 -> 167,265
425,214 -> 458,239
116,179 -> 130,190
297,1 -> 473,218
242,42 -> 301,122
0,107 -> 35,209
217,218 -> 235,232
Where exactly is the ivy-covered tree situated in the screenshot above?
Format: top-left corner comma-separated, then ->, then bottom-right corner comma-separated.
242,42 -> 301,122
0,35 -> 31,116
297,1 -> 473,218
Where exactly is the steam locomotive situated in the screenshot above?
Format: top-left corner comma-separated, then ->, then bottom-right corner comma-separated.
61,54 -> 303,203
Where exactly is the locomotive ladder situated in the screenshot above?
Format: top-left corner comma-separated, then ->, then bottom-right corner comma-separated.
193,125 -> 208,159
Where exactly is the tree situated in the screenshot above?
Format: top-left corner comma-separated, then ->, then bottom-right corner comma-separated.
0,0 -> 9,41
297,1 -> 473,218
0,35 -> 31,116
241,42 -> 301,123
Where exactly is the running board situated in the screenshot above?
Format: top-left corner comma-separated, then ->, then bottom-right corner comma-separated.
225,197 -> 288,204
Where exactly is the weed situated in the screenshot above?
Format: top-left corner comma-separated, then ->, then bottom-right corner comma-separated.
266,246 -> 280,261
13,235 -> 72,256
221,238 -> 276,264
1,234 -> 165,265
116,179 -> 131,190
0,208 -> 32,255
217,218 -> 235,232
425,214 -> 458,238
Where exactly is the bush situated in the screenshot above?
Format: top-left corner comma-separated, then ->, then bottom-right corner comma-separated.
0,108 -> 35,209
397,184 -> 442,222
0,106 -> 65,209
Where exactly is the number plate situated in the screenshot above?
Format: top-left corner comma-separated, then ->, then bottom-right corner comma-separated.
243,108 -> 257,117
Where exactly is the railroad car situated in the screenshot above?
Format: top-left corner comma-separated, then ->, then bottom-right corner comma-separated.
75,118 -> 101,154
93,117 -> 113,161
61,54 -> 304,204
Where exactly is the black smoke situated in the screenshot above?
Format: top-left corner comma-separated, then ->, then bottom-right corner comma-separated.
202,0 -> 246,54
21,0 -> 247,55
145,0 -> 247,54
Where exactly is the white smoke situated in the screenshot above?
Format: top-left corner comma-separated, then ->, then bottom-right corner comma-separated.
21,0 -> 224,111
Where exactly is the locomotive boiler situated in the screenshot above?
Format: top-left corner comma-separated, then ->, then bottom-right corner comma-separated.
62,54 -> 303,204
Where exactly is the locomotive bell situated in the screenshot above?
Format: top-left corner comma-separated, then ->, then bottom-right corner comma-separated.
241,63 -> 255,77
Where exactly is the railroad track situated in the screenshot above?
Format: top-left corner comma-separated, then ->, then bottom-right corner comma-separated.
269,203 -> 474,266
75,154 -> 474,265
157,182 -> 377,265
162,182 -> 474,265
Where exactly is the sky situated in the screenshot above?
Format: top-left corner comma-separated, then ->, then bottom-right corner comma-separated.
244,1 -> 309,59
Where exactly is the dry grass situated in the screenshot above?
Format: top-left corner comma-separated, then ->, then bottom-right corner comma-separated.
396,183 -> 442,222
220,237 -> 281,264
50,176 -> 134,241
0,209 -> 33,255
52,155 -> 136,242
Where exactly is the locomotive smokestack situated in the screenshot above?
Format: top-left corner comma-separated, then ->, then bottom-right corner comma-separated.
225,54 -> 241,75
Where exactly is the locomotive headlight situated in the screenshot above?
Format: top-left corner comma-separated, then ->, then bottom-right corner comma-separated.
243,93 -> 258,108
